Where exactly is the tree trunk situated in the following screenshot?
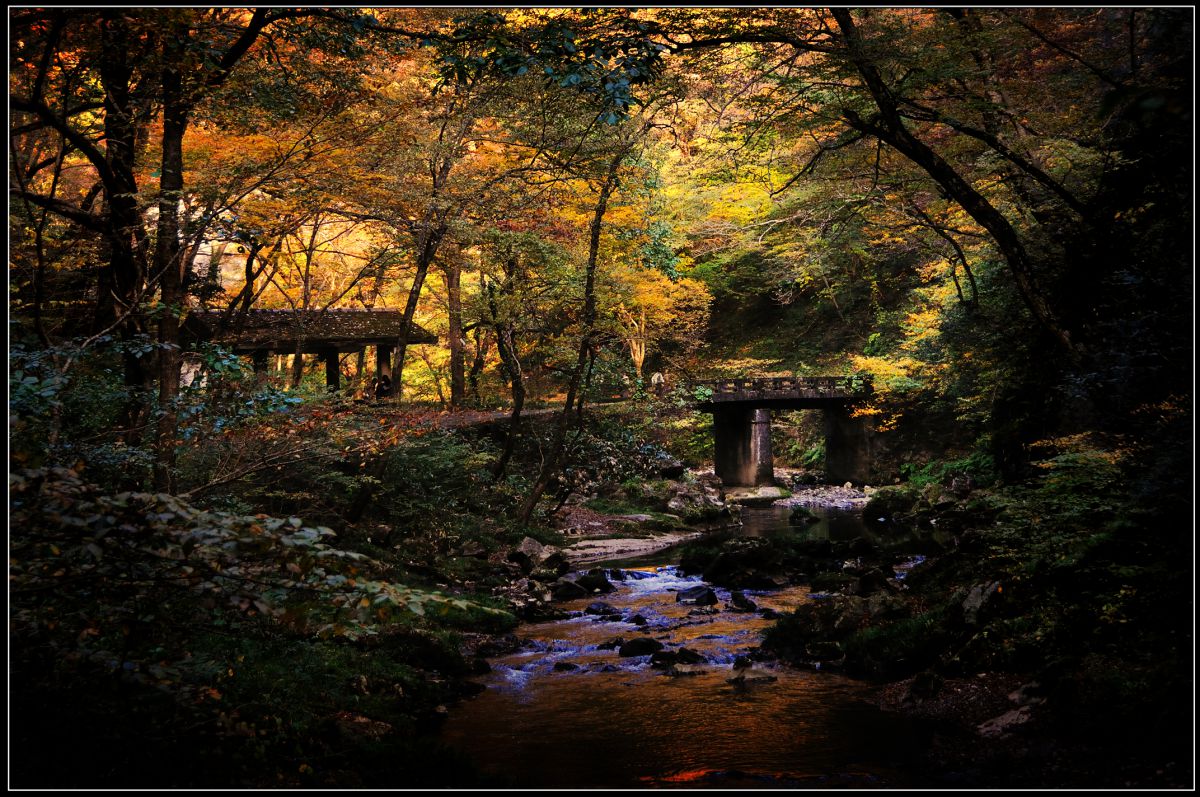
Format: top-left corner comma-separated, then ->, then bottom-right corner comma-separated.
96,11 -> 147,336
98,12 -> 153,458
487,280 -> 525,481
518,152 -> 624,523
391,222 -> 446,400
445,255 -> 466,408
467,325 -> 489,406
153,25 -> 190,491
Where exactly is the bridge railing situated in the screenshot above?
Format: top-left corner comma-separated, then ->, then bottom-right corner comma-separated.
691,375 -> 871,402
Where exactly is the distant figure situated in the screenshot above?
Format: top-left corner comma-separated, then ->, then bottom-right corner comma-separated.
650,371 -> 665,396
375,373 -> 392,400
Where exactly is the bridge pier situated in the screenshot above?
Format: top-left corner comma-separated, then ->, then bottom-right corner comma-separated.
752,408 -> 774,485
713,407 -> 775,487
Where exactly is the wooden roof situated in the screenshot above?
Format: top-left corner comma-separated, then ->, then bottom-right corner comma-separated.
183,309 -> 437,354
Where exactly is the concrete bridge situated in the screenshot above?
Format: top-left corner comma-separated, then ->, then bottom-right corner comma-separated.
690,376 -> 874,487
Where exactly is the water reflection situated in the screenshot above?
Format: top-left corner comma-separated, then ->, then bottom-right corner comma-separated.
440,557 -> 926,788
738,505 -> 869,542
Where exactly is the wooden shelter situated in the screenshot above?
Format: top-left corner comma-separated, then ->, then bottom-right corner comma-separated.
183,308 -> 437,391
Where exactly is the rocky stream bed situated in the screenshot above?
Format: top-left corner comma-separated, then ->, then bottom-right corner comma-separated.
431,469 -> 1191,789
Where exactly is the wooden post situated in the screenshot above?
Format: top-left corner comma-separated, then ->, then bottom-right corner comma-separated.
376,344 -> 393,380
324,349 -> 340,392
252,350 -> 269,382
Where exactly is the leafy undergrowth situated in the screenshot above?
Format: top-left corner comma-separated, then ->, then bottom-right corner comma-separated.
762,425 -> 1193,785
9,466 -> 516,787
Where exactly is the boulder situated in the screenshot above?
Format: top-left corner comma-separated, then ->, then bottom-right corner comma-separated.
553,661 -> 579,672
541,551 -> 572,576
607,568 -> 627,581
961,581 -> 1003,626
585,601 -> 616,615
666,487 -> 704,515
728,591 -> 758,612
551,578 -> 589,600
597,638 -> 625,651
665,477 -> 728,520
675,647 -> 706,664
618,637 -> 664,657
865,592 -> 911,621
856,567 -> 894,596
516,536 -> 546,560
577,568 -> 615,594
808,572 -> 859,594
727,670 -> 778,685
666,664 -> 704,677
505,549 -> 534,575
658,458 -> 686,479
458,540 -> 489,558
629,614 -> 649,626
863,488 -> 919,525
676,585 -> 719,606
460,632 -> 521,658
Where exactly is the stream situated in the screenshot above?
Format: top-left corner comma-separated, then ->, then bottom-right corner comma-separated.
439,504 -> 931,788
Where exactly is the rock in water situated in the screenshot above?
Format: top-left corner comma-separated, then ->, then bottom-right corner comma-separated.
585,601 -> 616,615
578,568 -> 615,594
729,591 -> 758,612
676,585 -> 718,605
667,664 -> 704,677
551,578 -> 589,600
727,670 -> 778,685
618,637 -> 664,657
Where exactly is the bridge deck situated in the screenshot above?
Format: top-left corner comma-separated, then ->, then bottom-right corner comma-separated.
691,376 -> 870,408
